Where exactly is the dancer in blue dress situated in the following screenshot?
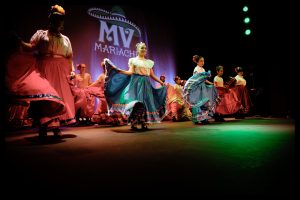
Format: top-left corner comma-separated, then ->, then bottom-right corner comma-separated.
183,55 -> 220,124
103,42 -> 167,130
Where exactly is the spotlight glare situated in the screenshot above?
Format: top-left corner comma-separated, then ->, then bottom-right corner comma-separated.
243,6 -> 248,12
245,29 -> 251,35
244,17 -> 250,23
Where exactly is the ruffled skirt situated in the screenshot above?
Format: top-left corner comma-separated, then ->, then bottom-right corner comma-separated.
183,71 -> 220,122
104,60 -> 167,123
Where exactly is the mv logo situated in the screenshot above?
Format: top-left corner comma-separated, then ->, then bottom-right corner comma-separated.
88,6 -> 141,48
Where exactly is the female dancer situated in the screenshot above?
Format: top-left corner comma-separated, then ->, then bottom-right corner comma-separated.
183,55 -> 220,124
103,42 -> 167,130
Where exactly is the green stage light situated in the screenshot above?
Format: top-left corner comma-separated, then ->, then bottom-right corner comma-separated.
245,29 -> 251,35
243,6 -> 248,12
244,17 -> 250,23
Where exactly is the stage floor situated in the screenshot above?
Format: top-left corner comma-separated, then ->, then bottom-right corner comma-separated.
4,117 -> 295,197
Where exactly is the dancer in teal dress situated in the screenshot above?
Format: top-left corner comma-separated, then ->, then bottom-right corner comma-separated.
103,42 -> 167,130
183,55 -> 220,124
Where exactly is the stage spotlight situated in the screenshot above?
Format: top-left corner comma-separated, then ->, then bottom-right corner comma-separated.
244,17 -> 250,24
245,29 -> 251,35
242,5 -> 252,36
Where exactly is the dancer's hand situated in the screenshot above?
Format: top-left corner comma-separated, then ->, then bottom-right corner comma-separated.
103,58 -> 119,72
103,58 -> 110,63
70,71 -> 75,80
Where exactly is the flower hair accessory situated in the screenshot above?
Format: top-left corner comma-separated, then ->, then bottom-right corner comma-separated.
50,5 -> 65,15
136,42 -> 145,49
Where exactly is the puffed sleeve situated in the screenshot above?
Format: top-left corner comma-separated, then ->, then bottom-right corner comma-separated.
213,76 -> 217,83
64,36 -> 73,58
193,67 -> 198,74
128,58 -> 134,68
30,30 -> 44,46
147,59 -> 154,68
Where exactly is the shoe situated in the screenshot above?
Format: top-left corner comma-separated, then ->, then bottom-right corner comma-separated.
131,124 -> 138,130
235,114 -> 245,119
141,122 -> 149,130
112,118 -> 120,126
38,127 -> 47,139
130,118 -> 139,130
172,116 -> 178,122
52,128 -> 62,138
201,119 -> 209,125
215,117 -> 225,122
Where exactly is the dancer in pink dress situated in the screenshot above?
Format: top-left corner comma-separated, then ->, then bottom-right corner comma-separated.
156,75 -> 173,121
73,64 -> 95,124
213,65 -> 241,121
232,67 -> 253,118
21,5 -> 76,135
6,35 -> 65,138
75,64 -> 92,88
168,76 -> 192,121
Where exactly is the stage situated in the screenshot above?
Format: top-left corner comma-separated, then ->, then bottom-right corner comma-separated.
4,117 -> 295,197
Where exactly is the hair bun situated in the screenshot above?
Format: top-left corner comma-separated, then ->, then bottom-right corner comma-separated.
235,66 -> 243,73
50,5 -> 65,15
136,42 -> 145,48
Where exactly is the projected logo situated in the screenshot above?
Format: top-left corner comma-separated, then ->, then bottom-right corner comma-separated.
88,6 -> 142,58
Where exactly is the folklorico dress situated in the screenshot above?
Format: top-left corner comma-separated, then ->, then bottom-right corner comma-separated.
103,58 -> 167,124
30,30 -> 76,124
90,73 -> 107,114
90,73 -> 127,126
72,72 -> 95,118
168,83 -> 192,121
232,74 -> 252,114
6,51 -> 65,127
160,82 -> 174,121
214,75 -> 241,115
183,67 -> 220,123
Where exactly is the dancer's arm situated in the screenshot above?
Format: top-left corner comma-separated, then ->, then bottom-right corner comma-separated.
150,69 -> 165,86
205,80 -> 214,85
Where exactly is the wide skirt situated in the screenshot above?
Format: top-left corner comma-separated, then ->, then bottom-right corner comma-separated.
104,60 -> 167,123
183,71 -> 220,123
